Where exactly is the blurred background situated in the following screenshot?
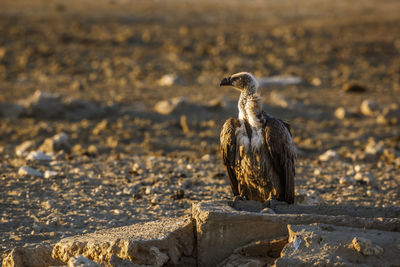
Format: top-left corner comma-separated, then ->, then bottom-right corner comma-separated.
1,0 -> 400,258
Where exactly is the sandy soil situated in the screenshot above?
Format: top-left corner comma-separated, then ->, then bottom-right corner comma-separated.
1,0 -> 400,262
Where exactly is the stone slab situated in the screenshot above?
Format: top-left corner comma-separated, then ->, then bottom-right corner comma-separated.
192,200 -> 400,267
275,223 -> 400,267
52,216 -> 194,266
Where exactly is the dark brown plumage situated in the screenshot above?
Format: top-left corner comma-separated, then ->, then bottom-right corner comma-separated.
220,72 -> 296,203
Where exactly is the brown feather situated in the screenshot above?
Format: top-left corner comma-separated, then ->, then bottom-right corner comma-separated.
220,118 -> 241,196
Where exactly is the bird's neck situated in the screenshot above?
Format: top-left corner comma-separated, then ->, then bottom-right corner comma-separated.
238,91 -> 263,128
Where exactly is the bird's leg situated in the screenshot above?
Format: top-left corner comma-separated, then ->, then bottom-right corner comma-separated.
265,192 -> 279,209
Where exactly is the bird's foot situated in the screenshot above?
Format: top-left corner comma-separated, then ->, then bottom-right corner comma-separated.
233,195 -> 246,203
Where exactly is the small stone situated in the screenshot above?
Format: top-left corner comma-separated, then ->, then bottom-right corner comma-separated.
92,119 -> 108,135
311,77 -> 321,86
15,140 -> 36,157
377,104 -> 400,125
151,195 -> 161,204
352,237 -> 383,256
313,169 -> 321,176
87,145 -> 98,156
145,186 -> 154,195
342,83 -> 367,93
354,172 -> 375,185
18,166 -> 43,177
154,96 -> 187,115
360,99 -> 380,116
364,139 -> 384,155
354,165 -> 362,173
334,107 -> 347,120
339,177 -> 355,186
42,200 -> 53,210
68,255 -> 100,267
44,170 -> 58,179
319,150 -> 338,161
201,154 -> 211,161
157,74 -> 178,86
27,151 -> 52,161
39,132 -> 71,153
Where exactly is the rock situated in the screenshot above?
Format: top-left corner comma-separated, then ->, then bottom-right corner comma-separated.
18,166 -> 43,177
2,245 -> 64,267
342,82 -> 367,93
192,200 -> 400,267
0,102 -> 24,118
15,140 -> 36,157
27,151 -> 52,161
153,96 -> 187,115
92,119 -> 108,135
157,74 -> 178,86
295,189 -> 323,205
44,170 -> 58,179
52,216 -> 194,266
354,172 -> 375,185
352,237 -> 384,256
339,177 -> 355,186
276,223 -> 396,266
334,107 -> 347,120
39,132 -> 71,153
19,90 -> 63,118
311,77 -> 322,86
360,99 -> 380,116
218,254 -> 269,267
319,149 -> 338,161
377,104 -> 400,125
68,255 -> 100,267
364,138 -> 384,155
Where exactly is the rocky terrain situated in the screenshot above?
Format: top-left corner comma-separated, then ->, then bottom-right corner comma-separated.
1,0 -> 400,264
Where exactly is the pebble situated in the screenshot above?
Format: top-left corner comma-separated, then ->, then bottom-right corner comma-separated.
339,177 -> 355,186
18,166 -> 43,177
360,99 -> 380,116
354,172 -> 375,185
40,132 -> 71,153
26,151 -> 52,161
44,170 -> 58,179
68,255 -> 100,267
153,96 -> 187,115
15,141 -> 36,157
319,150 -> 338,161
364,139 -> 384,155
334,107 -> 347,120
157,74 -> 178,86
352,237 -> 383,256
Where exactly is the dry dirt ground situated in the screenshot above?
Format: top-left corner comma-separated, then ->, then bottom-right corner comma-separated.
1,0 -> 400,262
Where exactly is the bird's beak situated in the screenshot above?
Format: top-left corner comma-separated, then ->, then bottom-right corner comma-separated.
220,77 -> 232,86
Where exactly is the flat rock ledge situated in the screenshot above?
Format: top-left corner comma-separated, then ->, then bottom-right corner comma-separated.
3,201 -> 400,267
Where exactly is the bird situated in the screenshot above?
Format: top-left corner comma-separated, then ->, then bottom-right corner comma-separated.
219,72 -> 296,204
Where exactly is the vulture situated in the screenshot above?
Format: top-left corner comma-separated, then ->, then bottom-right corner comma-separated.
220,72 -> 296,203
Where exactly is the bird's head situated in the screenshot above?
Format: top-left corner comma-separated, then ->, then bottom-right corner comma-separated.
220,72 -> 258,94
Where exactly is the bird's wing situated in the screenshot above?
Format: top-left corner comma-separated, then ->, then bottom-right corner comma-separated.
264,118 -> 296,203
220,118 -> 241,196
